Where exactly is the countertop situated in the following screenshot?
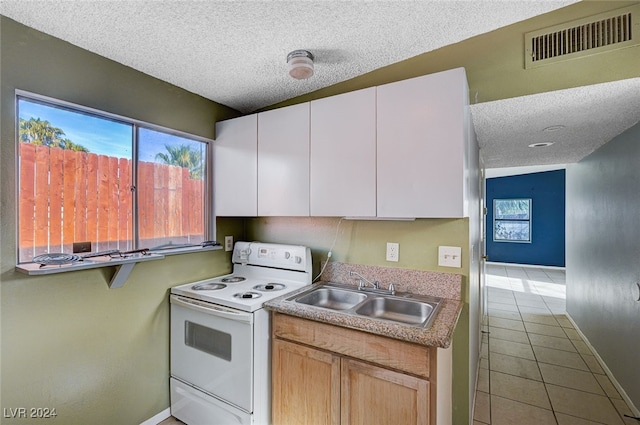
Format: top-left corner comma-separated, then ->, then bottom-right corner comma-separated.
265,281 -> 463,348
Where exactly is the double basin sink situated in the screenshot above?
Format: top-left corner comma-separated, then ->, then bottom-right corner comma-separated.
288,283 -> 443,328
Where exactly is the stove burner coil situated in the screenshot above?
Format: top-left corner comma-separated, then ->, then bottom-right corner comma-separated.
253,283 -> 286,292
192,283 -> 227,291
233,291 -> 262,299
33,253 -> 82,267
221,276 -> 246,283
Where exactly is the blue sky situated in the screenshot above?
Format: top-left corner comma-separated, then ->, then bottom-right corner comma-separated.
18,99 -> 133,159
18,99 -> 205,162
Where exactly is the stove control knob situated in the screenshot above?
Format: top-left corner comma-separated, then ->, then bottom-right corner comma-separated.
284,252 -> 291,259
295,256 -> 302,264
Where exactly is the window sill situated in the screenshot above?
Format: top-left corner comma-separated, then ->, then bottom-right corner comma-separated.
15,245 -> 223,288
16,253 -> 165,288
149,244 -> 222,256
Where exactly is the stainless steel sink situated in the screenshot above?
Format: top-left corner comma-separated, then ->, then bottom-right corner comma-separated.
355,297 -> 434,326
289,283 -> 442,328
295,287 -> 368,310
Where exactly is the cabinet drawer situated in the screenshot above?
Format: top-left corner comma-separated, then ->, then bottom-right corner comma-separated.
273,313 -> 432,379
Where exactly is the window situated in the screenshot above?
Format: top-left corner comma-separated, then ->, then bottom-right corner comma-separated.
17,92 -> 211,263
493,199 -> 531,243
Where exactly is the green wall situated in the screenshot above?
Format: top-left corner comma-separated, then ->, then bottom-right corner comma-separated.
4,3 -> 637,423
246,217 -> 470,284
0,15 -> 476,424
246,217 -> 473,424
0,17 -> 244,424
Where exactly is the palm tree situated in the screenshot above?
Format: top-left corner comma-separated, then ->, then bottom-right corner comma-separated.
58,138 -> 90,152
19,117 -> 89,152
155,144 -> 203,179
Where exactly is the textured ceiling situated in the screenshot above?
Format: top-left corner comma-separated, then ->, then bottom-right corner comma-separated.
2,0 -> 639,170
0,0 -> 575,113
471,78 -> 640,168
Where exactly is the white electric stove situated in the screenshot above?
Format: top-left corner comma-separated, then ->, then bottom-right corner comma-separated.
169,241 -> 312,425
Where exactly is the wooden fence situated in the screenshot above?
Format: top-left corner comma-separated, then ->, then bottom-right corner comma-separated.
19,143 -> 204,261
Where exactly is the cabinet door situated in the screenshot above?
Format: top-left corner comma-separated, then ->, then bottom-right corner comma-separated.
214,114 -> 257,216
341,358 -> 430,425
377,68 -> 468,218
258,103 -> 310,216
310,87 -> 376,217
272,339 -> 341,425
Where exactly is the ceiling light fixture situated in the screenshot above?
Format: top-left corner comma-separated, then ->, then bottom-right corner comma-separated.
287,50 -> 314,80
528,142 -> 555,148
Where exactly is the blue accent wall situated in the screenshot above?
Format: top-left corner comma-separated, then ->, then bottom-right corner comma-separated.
486,170 -> 565,267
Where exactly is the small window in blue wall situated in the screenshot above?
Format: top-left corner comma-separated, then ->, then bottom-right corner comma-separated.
494,199 -> 531,243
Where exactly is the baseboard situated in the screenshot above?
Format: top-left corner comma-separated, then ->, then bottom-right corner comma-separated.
470,335 -> 486,425
140,408 -> 171,425
565,313 -> 640,416
486,261 -> 565,271
470,361 -> 480,425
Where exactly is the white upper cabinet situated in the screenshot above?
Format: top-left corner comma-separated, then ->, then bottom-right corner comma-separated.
214,114 -> 258,216
377,68 -> 470,218
257,103 -> 310,216
310,87 -> 376,217
213,68 -> 474,219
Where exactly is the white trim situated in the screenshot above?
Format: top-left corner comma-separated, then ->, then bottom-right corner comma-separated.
139,407 -> 171,425
16,89 -> 213,143
469,342 -> 481,425
15,89 -> 216,264
486,164 -> 566,178
437,346 -> 453,425
486,261 -> 565,271
565,313 -> 640,417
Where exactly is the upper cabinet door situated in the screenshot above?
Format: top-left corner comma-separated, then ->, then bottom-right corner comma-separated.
310,87 -> 377,217
258,103 -> 310,216
214,114 -> 258,216
377,68 -> 468,218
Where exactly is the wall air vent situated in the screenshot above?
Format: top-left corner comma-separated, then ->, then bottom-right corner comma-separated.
525,5 -> 640,69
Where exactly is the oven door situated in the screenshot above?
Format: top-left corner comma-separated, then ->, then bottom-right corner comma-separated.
170,294 -> 254,412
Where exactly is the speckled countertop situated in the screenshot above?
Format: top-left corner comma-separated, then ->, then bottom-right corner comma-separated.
265,262 -> 464,348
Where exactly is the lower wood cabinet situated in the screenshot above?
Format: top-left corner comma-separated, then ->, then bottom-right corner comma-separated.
341,357 -> 430,425
272,313 -> 435,425
272,339 -> 340,425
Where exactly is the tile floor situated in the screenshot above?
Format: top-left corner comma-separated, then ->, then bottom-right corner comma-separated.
474,263 -> 639,425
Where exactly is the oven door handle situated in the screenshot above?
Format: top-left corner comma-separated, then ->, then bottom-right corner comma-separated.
170,295 -> 254,324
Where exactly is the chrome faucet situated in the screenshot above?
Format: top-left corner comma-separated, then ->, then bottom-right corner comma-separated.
349,271 -> 396,295
349,270 -> 379,290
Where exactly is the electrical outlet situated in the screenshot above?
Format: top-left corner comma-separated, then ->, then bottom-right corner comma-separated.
438,246 -> 462,268
73,241 -> 92,253
386,242 -> 399,262
224,236 -> 233,252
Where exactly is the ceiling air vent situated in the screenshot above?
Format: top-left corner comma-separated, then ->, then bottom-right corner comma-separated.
525,5 -> 640,69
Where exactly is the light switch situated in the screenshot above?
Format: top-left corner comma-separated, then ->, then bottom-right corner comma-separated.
438,246 -> 462,268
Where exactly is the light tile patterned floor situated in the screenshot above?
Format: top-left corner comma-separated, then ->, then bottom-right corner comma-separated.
474,264 -> 639,425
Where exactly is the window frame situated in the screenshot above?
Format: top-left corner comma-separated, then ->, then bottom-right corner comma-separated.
493,198 -> 532,243
15,90 -> 215,264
